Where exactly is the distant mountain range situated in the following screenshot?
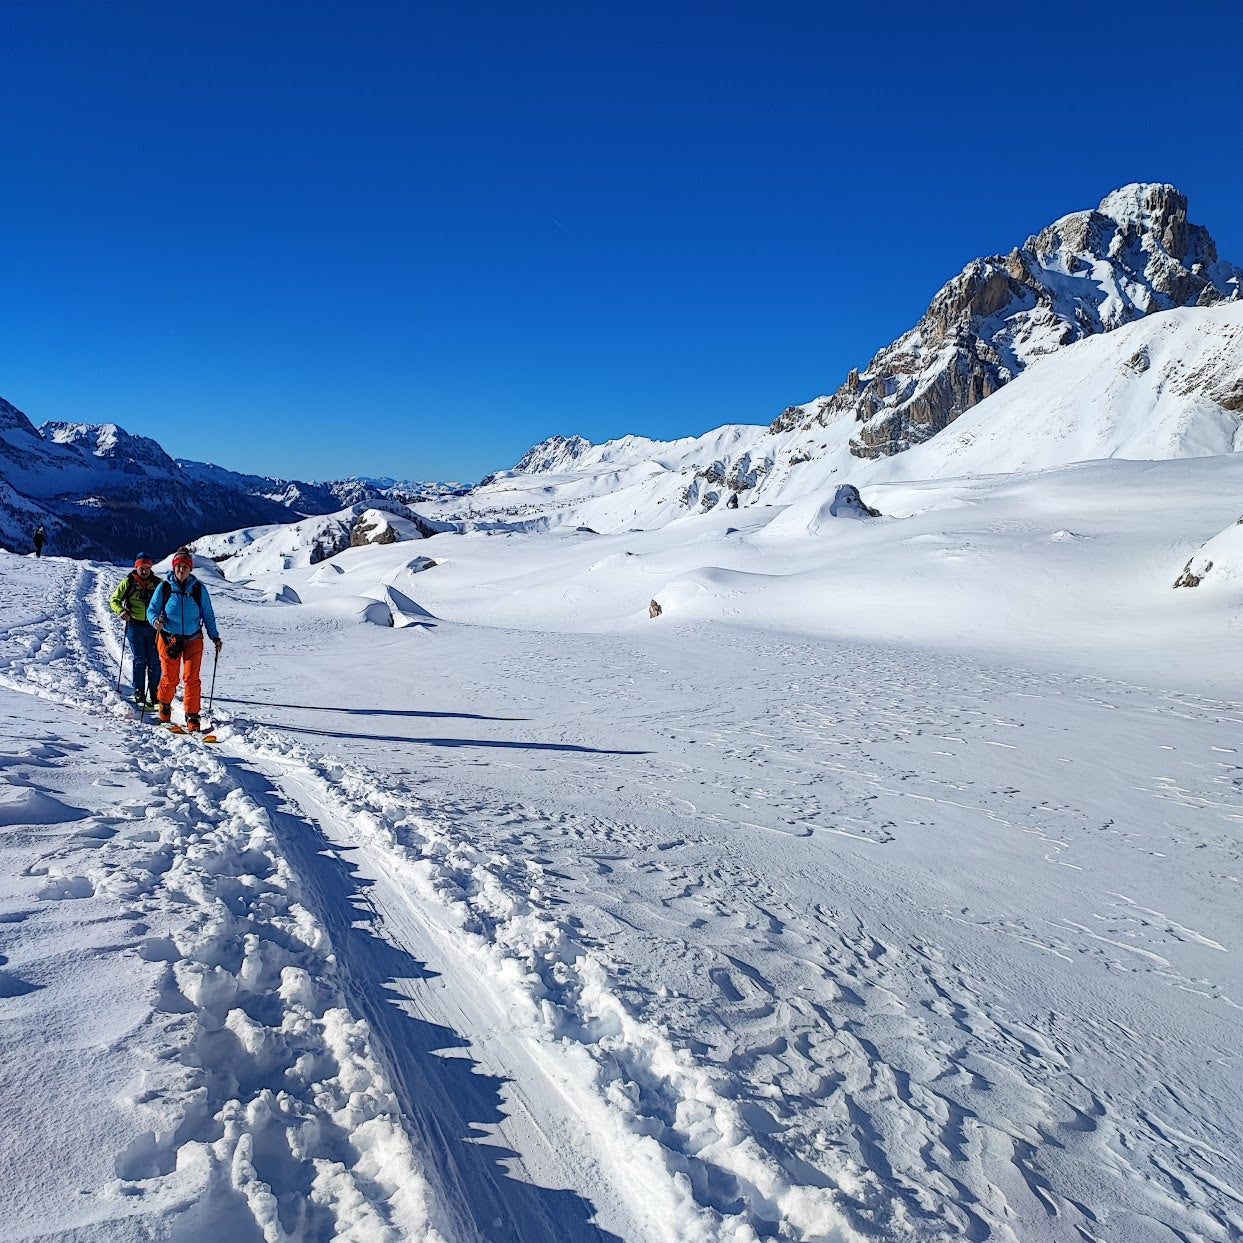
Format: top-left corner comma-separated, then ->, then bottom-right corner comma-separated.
3,183 -> 1239,559
0,402 -> 468,560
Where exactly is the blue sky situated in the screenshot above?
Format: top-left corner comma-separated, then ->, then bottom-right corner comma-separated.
2,1 -> 1241,483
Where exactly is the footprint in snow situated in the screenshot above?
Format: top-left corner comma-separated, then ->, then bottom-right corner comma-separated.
37,875 -> 95,901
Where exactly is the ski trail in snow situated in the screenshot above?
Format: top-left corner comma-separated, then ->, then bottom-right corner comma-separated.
221,760 -> 627,1243
0,561 -> 456,1241
225,729 -> 859,1241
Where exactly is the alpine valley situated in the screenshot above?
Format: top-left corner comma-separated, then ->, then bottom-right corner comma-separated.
1,184 -> 1240,1243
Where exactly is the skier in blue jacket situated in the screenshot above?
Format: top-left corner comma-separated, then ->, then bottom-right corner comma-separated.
148,548 -> 223,730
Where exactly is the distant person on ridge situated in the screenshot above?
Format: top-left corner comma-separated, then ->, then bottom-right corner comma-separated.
148,547 -> 223,732
33,525 -> 46,557
110,552 -> 161,707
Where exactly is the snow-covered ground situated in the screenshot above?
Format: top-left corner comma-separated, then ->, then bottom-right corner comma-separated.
2,440 -> 1240,1241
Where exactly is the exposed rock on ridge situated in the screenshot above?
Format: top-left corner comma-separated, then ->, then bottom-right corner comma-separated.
772,183 -> 1241,460
512,435 -> 594,475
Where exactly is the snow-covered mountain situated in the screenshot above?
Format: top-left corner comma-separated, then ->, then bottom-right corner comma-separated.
0,400 -> 460,561
466,184 -> 1240,533
326,475 -> 472,506
772,182 -> 1240,455
441,300 -> 1243,535
5,184 -> 1239,563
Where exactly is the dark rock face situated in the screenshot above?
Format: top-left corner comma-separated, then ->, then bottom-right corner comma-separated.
771,184 -> 1241,460
1172,560 -> 1210,588
351,513 -> 399,546
514,435 -> 594,473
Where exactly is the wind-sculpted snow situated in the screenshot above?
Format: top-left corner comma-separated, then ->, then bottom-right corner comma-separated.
2,491 -> 1241,1243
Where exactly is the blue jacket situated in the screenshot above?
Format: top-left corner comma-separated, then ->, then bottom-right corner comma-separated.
148,573 -> 220,640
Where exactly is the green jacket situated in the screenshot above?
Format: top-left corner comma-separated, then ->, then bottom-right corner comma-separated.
110,571 -> 159,624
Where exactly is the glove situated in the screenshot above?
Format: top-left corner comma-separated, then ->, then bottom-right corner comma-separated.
119,610 -> 131,623
153,617 -> 164,631
214,637 -> 224,654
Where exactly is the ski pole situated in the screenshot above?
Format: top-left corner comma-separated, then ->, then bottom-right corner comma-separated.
207,644 -> 220,715
115,619 -> 129,695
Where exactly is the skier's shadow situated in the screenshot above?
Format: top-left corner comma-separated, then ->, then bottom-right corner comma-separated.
237,718 -> 648,754
214,696 -> 528,722
231,761 -> 623,1243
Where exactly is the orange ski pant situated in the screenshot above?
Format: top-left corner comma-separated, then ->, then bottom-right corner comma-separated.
158,634 -> 205,715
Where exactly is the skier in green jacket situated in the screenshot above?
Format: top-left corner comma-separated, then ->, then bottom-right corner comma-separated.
109,552 -> 161,707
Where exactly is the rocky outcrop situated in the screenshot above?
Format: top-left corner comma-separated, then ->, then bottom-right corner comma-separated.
771,184 -> 1242,460
1173,560 -> 1212,588
1173,516 -> 1243,588
512,434 -> 594,474
351,511 -> 400,547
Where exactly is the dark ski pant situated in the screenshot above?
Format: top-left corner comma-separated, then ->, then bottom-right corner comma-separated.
127,622 -> 160,700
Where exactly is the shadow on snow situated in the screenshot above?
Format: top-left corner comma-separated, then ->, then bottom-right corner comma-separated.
232,717 -> 649,755
213,696 -> 530,722
228,759 -> 622,1243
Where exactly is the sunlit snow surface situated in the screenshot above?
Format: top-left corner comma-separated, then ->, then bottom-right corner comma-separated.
2,436 -> 1241,1242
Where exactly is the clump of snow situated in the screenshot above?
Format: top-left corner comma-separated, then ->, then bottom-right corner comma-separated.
309,595 -> 395,627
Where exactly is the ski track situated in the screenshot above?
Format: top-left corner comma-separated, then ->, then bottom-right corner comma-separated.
0,564 -> 454,1243
0,558 -> 1240,1242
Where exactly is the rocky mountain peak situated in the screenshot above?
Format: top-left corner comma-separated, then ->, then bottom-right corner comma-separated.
771,183 -> 1241,459
0,397 -> 39,437
1095,182 -> 1198,257
41,421 -> 179,474
512,434 -> 594,474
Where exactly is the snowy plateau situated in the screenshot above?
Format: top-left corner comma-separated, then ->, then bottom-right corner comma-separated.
1,185 -> 1241,1243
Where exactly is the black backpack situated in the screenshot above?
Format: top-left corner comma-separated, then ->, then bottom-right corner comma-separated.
120,572 -> 159,610
155,576 -> 203,617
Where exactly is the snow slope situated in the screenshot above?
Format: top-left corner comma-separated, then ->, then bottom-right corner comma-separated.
884,304 -> 1243,478
2,428 -> 1240,1240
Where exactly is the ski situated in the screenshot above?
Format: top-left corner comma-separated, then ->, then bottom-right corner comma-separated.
167,724 -> 219,744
